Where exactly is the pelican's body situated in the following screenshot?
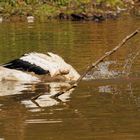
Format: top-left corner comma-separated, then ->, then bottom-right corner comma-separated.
1,52 -> 80,82
0,66 -> 39,82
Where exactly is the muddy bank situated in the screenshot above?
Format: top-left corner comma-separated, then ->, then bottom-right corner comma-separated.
58,11 -> 120,22
0,10 -> 125,23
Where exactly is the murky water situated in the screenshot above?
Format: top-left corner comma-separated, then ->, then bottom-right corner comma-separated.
0,15 -> 140,140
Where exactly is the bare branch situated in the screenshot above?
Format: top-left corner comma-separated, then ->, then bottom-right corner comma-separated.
51,28 -> 140,98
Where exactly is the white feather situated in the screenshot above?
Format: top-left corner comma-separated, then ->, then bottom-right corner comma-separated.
0,67 -> 39,82
20,52 -> 80,81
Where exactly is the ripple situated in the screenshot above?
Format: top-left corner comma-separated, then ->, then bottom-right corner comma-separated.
25,119 -> 62,124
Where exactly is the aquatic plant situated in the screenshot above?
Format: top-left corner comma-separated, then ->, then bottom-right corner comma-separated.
96,0 -> 123,6
0,0 -> 136,21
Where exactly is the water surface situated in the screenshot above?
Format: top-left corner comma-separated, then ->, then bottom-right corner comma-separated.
0,16 -> 140,140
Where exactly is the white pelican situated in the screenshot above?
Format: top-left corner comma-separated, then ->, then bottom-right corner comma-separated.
1,52 -> 80,82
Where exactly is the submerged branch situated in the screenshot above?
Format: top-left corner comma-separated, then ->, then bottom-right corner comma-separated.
51,28 -> 140,98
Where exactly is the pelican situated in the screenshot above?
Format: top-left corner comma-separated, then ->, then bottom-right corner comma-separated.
0,52 -> 80,83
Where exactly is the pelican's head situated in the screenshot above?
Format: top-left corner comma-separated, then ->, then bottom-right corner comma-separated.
47,52 -> 80,81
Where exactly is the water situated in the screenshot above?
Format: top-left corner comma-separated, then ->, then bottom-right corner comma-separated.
0,16 -> 140,140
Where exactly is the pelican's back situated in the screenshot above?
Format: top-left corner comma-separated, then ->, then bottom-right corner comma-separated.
3,52 -> 80,82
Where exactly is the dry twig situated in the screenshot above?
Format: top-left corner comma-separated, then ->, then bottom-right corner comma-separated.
51,28 -> 140,98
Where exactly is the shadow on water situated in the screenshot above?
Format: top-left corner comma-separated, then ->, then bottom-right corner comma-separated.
0,15 -> 140,140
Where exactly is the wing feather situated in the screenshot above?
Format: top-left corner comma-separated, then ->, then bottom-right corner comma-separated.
3,52 -> 80,81
3,54 -> 49,75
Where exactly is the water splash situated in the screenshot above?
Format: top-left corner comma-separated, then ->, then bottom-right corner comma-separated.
84,61 -> 119,80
